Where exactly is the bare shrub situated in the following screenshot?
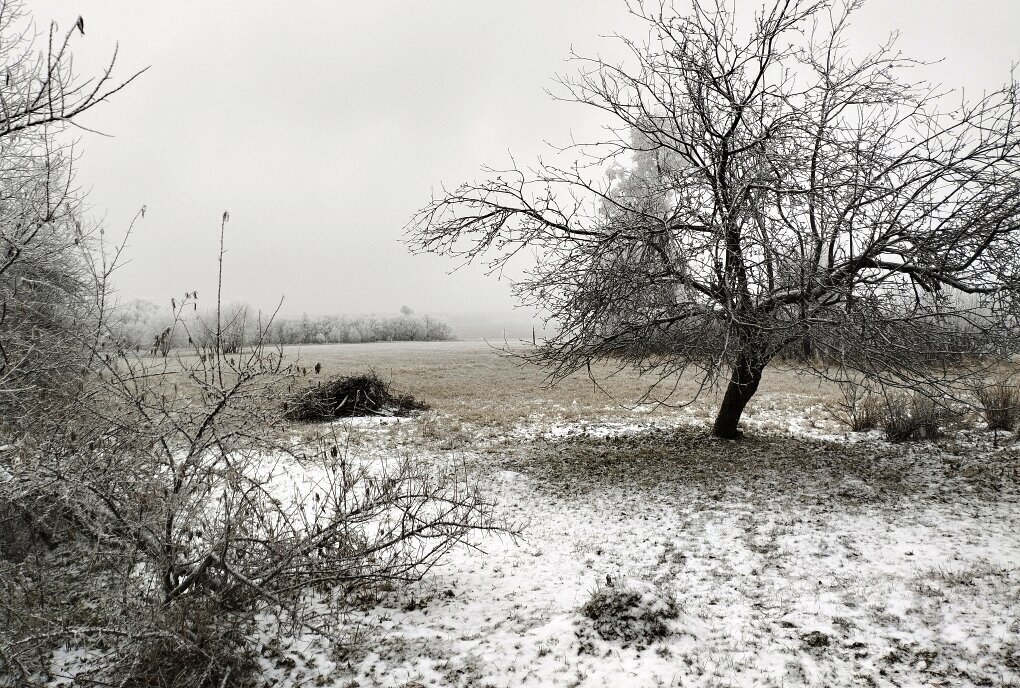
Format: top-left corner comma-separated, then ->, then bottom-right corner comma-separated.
881,399 -> 919,443
0,5 -> 500,684
0,221 -> 499,686
829,382 -> 882,432
976,379 -> 1020,431
1,324 -> 498,686
913,395 -> 953,439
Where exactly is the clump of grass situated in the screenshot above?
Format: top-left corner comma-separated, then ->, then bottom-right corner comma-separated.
880,392 -> 954,442
882,402 -> 920,442
284,371 -> 427,422
976,379 -> 1020,431
579,582 -> 679,645
910,395 -> 946,439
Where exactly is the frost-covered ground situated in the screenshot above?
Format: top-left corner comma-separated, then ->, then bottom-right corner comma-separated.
259,404 -> 1020,688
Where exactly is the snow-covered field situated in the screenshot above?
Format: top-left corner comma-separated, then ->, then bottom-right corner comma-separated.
258,402 -> 1020,688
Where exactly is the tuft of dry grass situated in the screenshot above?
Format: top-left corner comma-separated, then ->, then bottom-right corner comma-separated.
579,583 -> 679,646
828,381 -> 883,432
976,379 -> 1020,431
880,392 -> 956,442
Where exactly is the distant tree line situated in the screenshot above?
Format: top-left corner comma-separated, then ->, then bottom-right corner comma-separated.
265,306 -> 455,345
110,299 -> 454,351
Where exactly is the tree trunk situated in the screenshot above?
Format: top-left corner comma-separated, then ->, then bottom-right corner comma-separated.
801,334 -> 813,361
712,352 -> 767,439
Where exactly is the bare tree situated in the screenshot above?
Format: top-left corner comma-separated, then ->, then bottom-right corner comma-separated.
0,2 -> 144,434
408,0 -> 1020,438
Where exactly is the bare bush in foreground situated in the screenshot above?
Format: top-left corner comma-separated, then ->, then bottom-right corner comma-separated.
2,231 -> 500,687
0,3 -> 496,684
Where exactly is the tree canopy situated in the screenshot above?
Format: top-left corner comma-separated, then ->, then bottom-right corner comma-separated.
408,0 -> 1020,438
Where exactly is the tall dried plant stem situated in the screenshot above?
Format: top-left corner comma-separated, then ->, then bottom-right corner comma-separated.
215,211 -> 229,386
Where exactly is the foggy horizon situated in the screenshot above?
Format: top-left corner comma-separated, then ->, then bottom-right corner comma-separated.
24,0 -> 1020,321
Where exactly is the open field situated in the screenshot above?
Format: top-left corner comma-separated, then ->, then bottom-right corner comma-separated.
276,340 -> 843,436
243,341 -> 1020,688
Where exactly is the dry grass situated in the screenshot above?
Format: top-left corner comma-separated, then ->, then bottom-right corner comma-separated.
827,382 -> 883,432
977,378 -> 1020,431
271,340 -> 842,430
140,341 -> 1020,449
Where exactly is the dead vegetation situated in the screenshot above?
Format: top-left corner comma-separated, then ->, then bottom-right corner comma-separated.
579,582 -> 679,647
284,371 -> 428,422
1,332 -> 499,687
977,378 -> 1020,431
828,382 -> 972,442
827,381 -> 883,432
879,392 -> 958,443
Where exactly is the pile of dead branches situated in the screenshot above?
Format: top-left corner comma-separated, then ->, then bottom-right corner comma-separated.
285,371 -> 428,422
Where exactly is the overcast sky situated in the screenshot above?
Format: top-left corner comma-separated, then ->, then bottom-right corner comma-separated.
24,0 -> 1020,320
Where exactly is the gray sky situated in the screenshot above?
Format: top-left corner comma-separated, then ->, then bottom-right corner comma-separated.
25,0 -> 1020,320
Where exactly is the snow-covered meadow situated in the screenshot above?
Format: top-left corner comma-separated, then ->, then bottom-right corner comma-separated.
253,343 -> 1019,688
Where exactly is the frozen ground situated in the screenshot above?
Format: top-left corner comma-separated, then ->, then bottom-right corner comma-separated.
258,406 -> 1020,688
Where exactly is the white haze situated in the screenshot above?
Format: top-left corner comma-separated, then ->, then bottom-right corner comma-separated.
23,0 -> 1020,336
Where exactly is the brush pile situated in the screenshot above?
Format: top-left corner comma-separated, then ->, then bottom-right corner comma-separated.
284,371 -> 427,422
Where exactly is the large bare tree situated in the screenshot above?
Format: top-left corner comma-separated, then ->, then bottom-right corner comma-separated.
408,0 -> 1020,438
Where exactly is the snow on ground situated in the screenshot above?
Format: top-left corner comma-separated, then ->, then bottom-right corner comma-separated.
261,408 -> 1019,688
